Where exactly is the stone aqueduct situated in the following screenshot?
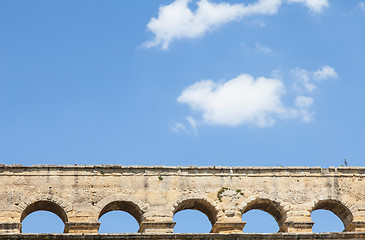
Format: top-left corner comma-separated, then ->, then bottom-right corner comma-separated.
0,165 -> 364,238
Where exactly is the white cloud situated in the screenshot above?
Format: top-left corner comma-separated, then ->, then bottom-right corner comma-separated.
171,117 -> 198,134
177,74 -> 287,127
186,116 -> 197,133
144,0 -> 249,49
255,42 -> 273,54
287,0 -> 329,13
145,0 -> 328,49
241,42 -> 273,54
171,122 -> 187,132
292,65 -> 337,92
294,95 -> 314,122
313,65 -> 338,80
291,68 -> 317,92
357,2 -> 365,11
176,66 -> 334,129
295,95 -> 314,108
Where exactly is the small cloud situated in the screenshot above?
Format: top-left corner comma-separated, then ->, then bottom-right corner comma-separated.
313,65 -> 338,80
294,95 -> 314,122
287,0 -> 329,13
295,95 -> 314,108
144,0 -> 253,50
176,66 -> 332,128
241,42 -> 274,54
357,2 -> 365,11
292,65 -> 337,92
144,0 -> 327,50
270,69 -> 283,80
255,42 -> 273,54
291,68 -> 317,92
171,122 -> 187,133
186,116 -> 197,133
177,73 -> 287,127
171,117 -> 198,134
256,21 -> 267,27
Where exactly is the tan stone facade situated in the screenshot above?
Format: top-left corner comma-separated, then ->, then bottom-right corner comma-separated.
0,165 -> 364,236
1,232 -> 365,240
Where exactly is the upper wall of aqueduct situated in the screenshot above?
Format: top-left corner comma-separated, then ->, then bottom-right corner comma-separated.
0,165 -> 364,236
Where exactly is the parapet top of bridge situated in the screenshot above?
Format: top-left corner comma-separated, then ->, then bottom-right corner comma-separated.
0,164 -> 364,176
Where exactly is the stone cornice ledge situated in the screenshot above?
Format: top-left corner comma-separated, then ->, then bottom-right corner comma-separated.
0,164 -> 364,176
0,233 -> 365,240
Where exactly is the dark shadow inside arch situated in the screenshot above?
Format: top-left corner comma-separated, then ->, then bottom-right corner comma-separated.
98,200 -> 143,232
173,199 -> 218,227
312,199 -> 353,231
20,200 -> 68,233
242,198 -> 286,232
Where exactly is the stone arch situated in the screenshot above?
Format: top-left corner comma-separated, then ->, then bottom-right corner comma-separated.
96,194 -> 147,225
310,199 -> 353,230
20,200 -> 68,223
240,197 -> 287,232
19,196 -> 70,233
18,195 -> 71,224
172,194 -> 219,226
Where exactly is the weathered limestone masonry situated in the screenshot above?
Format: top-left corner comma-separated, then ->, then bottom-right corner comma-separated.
0,232 -> 365,240
0,165 -> 364,239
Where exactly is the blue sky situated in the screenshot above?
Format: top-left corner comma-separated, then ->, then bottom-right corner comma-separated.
1,0 -> 364,234
1,0 -> 365,167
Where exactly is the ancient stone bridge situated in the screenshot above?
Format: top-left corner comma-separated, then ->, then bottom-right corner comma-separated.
0,165 -> 364,239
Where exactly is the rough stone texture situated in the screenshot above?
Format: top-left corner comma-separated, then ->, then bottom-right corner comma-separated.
0,165 -> 364,236
0,233 -> 365,240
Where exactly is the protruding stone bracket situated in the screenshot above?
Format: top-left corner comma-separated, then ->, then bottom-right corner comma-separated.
284,221 -> 314,233
64,222 -> 100,233
211,221 -> 246,233
138,221 -> 176,233
345,221 -> 365,232
0,223 -> 21,233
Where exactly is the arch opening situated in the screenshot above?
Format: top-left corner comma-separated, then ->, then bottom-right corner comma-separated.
173,198 -> 218,227
242,209 -> 279,233
242,198 -> 286,232
20,200 -> 68,233
22,210 -> 65,233
311,200 -> 353,231
98,210 -> 140,233
311,209 -> 345,232
98,201 -> 143,229
173,209 -> 212,233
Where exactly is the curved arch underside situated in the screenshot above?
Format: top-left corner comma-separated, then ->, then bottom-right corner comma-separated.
20,200 -> 68,223
99,201 -> 143,225
312,200 -> 353,229
174,199 -> 218,226
242,199 -> 286,228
